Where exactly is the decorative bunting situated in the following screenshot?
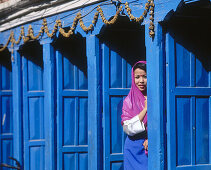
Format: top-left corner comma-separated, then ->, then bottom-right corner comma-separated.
0,1 -> 155,55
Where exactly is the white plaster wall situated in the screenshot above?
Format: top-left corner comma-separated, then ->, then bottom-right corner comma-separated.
0,0 -> 21,10
0,0 -> 101,32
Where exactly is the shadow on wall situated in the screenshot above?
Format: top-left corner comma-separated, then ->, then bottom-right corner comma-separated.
19,40 -> 43,68
98,15 -> 146,66
163,1 -> 211,72
53,32 -> 87,77
0,47 -> 11,71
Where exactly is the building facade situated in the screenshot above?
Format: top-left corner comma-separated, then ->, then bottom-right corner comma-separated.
0,0 -> 210,170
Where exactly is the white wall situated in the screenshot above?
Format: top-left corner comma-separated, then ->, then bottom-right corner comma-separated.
0,0 -> 101,32
0,0 -> 21,10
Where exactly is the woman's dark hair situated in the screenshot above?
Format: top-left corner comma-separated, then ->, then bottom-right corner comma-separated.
133,62 -> 146,72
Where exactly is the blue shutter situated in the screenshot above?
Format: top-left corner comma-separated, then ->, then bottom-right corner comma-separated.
166,33 -> 211,170
21,43 -> 45,170
102,43 -> 130,170
0,50 -> 13,169
56,37 -> 88,170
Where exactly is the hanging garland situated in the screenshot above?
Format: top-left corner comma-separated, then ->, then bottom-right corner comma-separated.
97,5 -> 122,25
0,0 -> 155,54
125,0 -> 154,37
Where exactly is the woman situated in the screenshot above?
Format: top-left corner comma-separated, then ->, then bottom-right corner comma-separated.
121,61 -> 148,170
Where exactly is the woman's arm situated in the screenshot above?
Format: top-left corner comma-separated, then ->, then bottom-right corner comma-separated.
123,115 -> 146,136
122,99 -> 147,136
138,99 -> 147,121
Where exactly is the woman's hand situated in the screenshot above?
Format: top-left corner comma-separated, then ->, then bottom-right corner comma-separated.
143,139 -> 148,151
144,99 -> 147,111
138,99 -> 147,121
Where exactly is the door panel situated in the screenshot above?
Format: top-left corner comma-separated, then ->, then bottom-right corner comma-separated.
175,43 -> 191,87
195,58 -> 209,87
101,23 -> 146,170
166,32 -> 211,170
102,44 -> 128,170
21,43 -> 45,170
176,97 -> 191,166
56,36 -> 88,170
0,50 -> 13,170
110,97 -> 124,154
195,97 -> 209,164
28,97 -> 44,140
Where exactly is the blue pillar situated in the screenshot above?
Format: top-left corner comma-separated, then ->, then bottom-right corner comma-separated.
87,35 -> 103,170
145,23 -> 165,170
12,49 -> 23,167
41,40 -> 56,170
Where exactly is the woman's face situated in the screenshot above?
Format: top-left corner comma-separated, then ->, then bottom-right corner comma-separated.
134,68 -> 147,93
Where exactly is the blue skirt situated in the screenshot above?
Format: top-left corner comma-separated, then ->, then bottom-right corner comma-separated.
124,133 -> 148,170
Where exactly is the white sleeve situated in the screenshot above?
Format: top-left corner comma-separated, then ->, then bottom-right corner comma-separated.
123,115 -> 145,136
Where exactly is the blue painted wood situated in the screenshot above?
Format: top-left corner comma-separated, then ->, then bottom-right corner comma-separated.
196,57 -> 209,87
176,97 -> 191,165
174,88 -> 211,95
12,50 -> 23,166
166,32 -> 176,170
99,20 -> 148,169
190,53 -> 195,87
110,154 -> 124,161
42,43 -> 55,170
190,97 -> 196,165
61,90 -> 88,97
110,52 -> 122,88
56,50 -> 63,170
102,42 -> 128,170
79,153 -> 88,170
0,49 -> 13,169
87,35 -> 102,170
111,161 -> 123,170
209,96 -> 211,164
0,2 -> 210,170
110,97 -> 124,153
1,140 -> 13,170
63,153 -> 75,170
166,30 -> 211,169
0,133 -> 13,139
27,91 -> 45,97
21,43 -> 45,170
0,0 -> 187,51
146,23 -> 166,170
195,97 -> 209,164
108,89 -> 131,96
28,140 -> 45,146
0,91 -> 12,96
56,35 -> 88,170
176,165 -> 211,170
176,43 -> 191,86
62,146 -> 88,152
102,43 -> 111,170
79,98 -> 88,145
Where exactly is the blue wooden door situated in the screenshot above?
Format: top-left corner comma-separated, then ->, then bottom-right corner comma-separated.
166,32 -> 211,170
101,23 -> 146,170
102,43 -> 129,170
0,50 -> 13,169
55,37 -> 88,170
21,43 -> 45,170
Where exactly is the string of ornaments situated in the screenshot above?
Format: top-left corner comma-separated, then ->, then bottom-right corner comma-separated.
0,0 -> 155,58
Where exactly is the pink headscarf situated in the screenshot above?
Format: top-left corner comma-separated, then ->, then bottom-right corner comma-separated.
121,61 -> 147,127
